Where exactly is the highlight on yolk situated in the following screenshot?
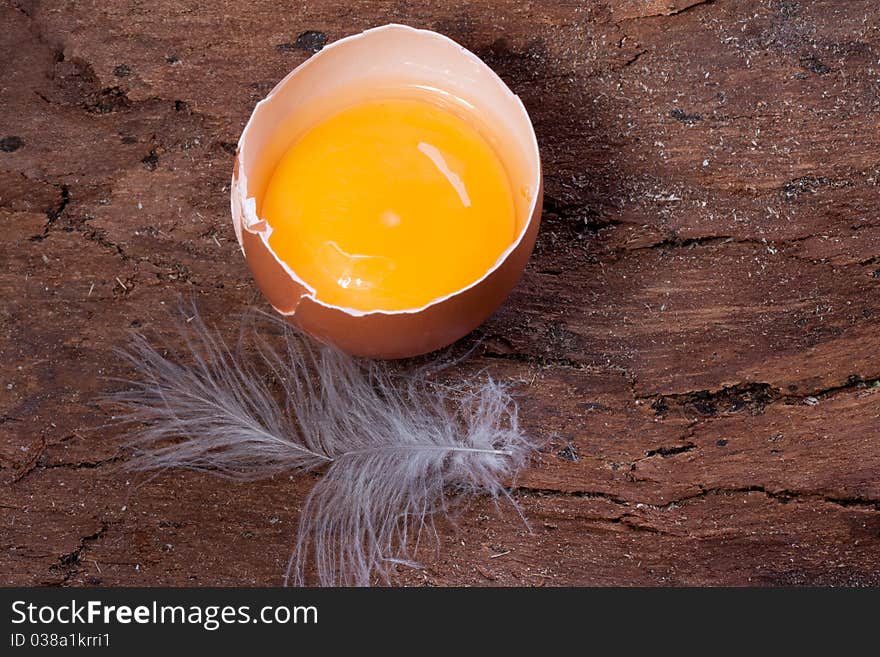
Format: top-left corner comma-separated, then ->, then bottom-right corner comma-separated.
260,95 -> 518,311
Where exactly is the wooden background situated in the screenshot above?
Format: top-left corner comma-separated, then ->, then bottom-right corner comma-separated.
2,0 -> 879,586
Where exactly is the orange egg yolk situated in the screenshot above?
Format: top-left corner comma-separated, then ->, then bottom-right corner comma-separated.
260,97 -> 517,311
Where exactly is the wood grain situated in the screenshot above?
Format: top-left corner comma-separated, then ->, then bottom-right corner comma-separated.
1,0 -> 878,586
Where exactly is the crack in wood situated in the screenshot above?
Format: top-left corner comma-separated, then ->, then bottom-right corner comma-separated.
614,0 -> 714,22
51,521 -> 109,584
514,484 -> 880,513
642,442 -> 696,458
640,377 -> 880,417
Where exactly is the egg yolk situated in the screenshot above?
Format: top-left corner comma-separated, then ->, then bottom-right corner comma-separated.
260,97 -> 517,311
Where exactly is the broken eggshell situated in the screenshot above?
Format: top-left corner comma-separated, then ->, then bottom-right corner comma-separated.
231,24 -> 542,358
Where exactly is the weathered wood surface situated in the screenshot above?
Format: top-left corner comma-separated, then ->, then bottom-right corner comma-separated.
2,0 -> 879,586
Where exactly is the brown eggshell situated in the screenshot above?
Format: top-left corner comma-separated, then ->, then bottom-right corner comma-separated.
231,24 -> 542,358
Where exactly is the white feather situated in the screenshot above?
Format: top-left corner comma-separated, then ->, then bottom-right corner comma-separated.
108,308 -> 533,586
